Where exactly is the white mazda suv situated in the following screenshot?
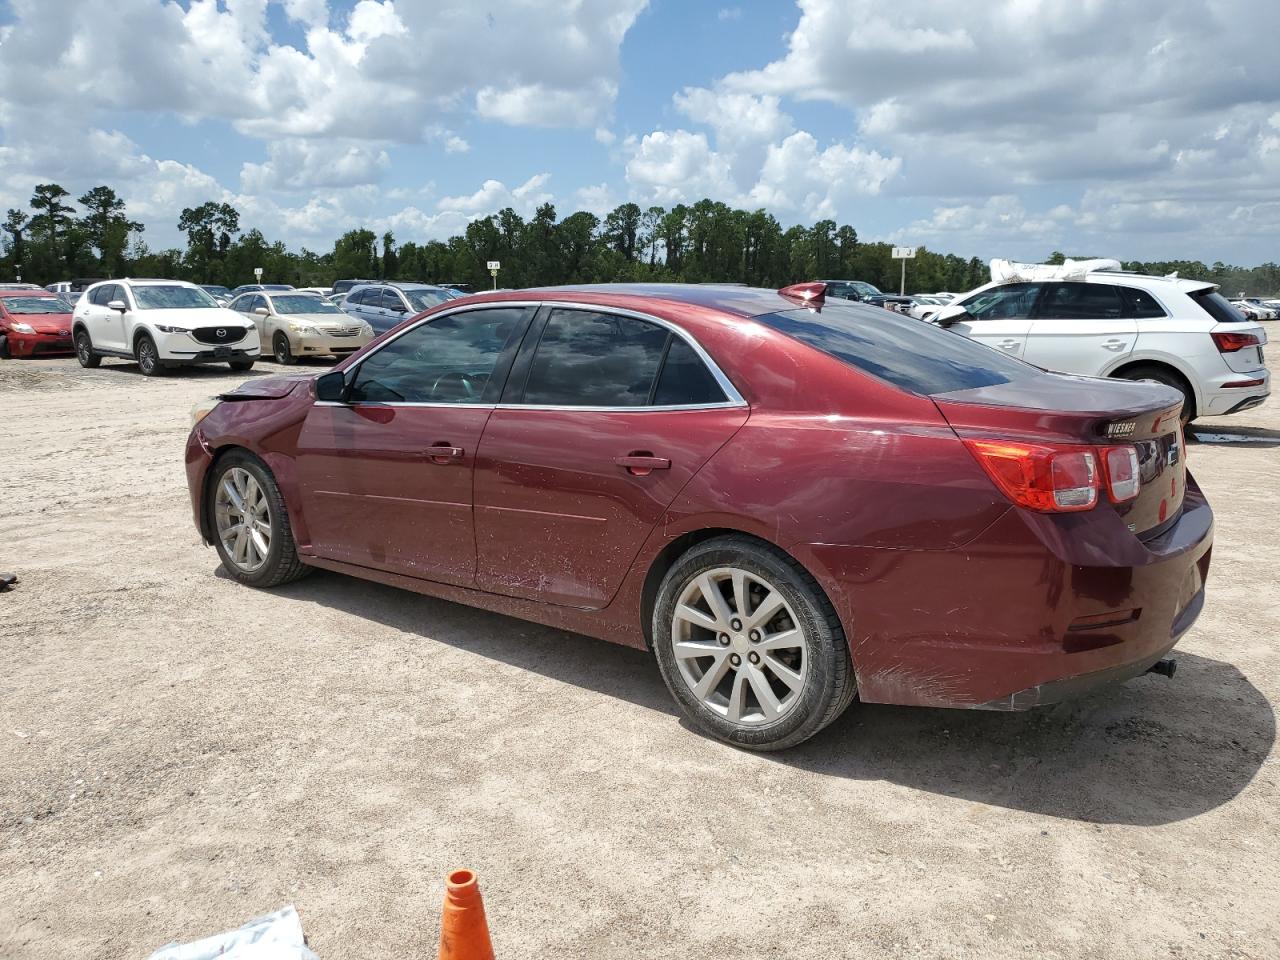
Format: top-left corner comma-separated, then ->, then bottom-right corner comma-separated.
72,279 -> 259,376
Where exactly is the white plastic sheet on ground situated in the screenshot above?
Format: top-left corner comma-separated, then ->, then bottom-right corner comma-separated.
146,906 -> 318,960
989,258 -> 1123,283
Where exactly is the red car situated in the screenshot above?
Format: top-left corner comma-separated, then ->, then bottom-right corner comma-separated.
185,283 -> 1212,750
0,290 -> 75,358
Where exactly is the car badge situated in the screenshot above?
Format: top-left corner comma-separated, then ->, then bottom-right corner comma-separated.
1105,420 -> 1136,439
216,328 -> 226,338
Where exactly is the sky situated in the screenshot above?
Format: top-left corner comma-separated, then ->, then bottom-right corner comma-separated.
0,0 -> 1278,264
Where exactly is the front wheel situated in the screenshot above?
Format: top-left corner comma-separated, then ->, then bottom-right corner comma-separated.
273,332 -> 296,365
208,451 -> 311,587
136,333 -> 164,376
75,330 -> 101,368
652,536 -> 856,751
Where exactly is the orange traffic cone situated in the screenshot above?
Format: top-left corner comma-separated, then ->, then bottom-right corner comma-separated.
437,869 -> 495,960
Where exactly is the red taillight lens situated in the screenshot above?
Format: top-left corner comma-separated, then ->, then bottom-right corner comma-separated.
1100,445 -> 1140,502
963,440 -> 1099,512
1212,331 -> 1261,353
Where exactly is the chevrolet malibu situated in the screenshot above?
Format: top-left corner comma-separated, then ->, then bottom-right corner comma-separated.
185,283 -> 1213,750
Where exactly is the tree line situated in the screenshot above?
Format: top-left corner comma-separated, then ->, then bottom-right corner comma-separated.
2,182 -> 1278,296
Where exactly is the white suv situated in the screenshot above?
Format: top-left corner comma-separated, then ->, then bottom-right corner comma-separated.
934,270 -> 1270,422
73,279 -> 259,376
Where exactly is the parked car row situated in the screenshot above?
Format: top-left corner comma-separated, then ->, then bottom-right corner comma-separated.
1230,297 -> 1279,320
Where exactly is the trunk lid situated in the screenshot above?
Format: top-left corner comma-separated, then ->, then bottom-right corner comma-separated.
933,373 -> 1186,538
1210,320 -> 1268,374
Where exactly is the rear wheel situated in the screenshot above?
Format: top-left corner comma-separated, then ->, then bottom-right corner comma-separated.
0,334 -> 8,359
208,451 -> 311,587
273,332 -> 296,365
75,329 -> 101,368
1115,365 -> 1195,424
652,536 -> 856,751
135,333 -> 164,377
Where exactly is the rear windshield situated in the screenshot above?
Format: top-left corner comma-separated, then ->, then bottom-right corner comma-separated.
1191,289 -> 1248,324
757,302 -> 1039,396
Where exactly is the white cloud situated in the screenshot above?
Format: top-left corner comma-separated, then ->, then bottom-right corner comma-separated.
444,136 -> 470,154
624,130 -> 735,205
240,139 -> 391,192
748,132 -> 901,219
438,173 -> 553,216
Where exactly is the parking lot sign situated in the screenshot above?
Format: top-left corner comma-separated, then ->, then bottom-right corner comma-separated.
487,260 -> 501,290
892,246 -> 917,294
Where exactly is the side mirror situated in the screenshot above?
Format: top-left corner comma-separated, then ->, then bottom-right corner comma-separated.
107,299 -> 127,312
315,370 -> 348,403
933,303 -> 972,327
254,307 -> 269,316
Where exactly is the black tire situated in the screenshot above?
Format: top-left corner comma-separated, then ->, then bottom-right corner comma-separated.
1115,364 -> 1195,424
135,333 -> 165,376
207,450 -> 312,588
273,332 -> 296,365
652,535 -> 856,751
0,334 -> 8,358
75,329 -> 101,368
229,359 -> 255,372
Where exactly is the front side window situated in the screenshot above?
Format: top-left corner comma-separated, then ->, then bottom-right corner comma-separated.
960,282 -> 1042,320
381,289 -> 408,312
272,295 -> 339,315
89,285 -> 112,306
349,307 -> 525,404
522,309 -> 669,407
2,296 -> 71,314
132,285 -> 218,310
1037,282 -> 1124,320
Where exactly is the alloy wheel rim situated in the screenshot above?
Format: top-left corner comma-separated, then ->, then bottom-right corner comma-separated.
275,337 -> 287,363
671,566 -> 807,726
214,467 -> 272,573
139,341 -> 154,371
77,336 -> 90,363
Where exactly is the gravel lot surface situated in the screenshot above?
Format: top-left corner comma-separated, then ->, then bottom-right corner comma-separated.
2,354 -> 1277,959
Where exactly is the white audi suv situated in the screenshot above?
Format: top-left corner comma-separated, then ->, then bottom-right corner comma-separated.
72,279 -> 259,376
934,267 -> 1269,422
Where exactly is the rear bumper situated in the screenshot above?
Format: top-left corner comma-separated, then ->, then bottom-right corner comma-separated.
1202,366 -> 1270,416
807,476 -> 1214,710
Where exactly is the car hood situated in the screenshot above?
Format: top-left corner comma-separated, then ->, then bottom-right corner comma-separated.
219,373 -> 316,401
144,307 -> 254,327
5,312 -> 72,332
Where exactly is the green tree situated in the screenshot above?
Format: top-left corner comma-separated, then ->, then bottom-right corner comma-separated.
331,228 -> 379,280
177,201 -> 241,282
29,184 -> 76,275
78,186 -> 143,277
381,231 -> 398,279
3,209 -> 30,277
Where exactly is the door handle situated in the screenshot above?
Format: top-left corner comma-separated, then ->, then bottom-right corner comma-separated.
426,444 -> 465,464
997,339 -> 1020,349
614,453 -> 671,477
1103,339 -> 1128,351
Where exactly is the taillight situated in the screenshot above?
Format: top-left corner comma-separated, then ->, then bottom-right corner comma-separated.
965,439 -> 1146,512
1100,445 -> 1140,502
1212,331 -> 1261,353
963,440 -> 1099,512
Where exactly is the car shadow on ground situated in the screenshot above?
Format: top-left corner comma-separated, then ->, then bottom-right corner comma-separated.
273,570 -> 1274,827
1188,425 -> 1280,448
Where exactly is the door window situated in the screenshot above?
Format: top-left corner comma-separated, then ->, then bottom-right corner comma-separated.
1038,282 -> 1124,319
89,285 -> 111,306
347,288 -> 371,306
1118,286 -> 1168,319
521,309 -> 670,407
960,282 -> 1041,320
652,337 -> 727,406
381,289 -> 408,312
247,295 -> 265,313
348,307 -> 525,404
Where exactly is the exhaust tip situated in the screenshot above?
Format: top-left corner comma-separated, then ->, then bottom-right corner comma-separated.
1147,657 -> 1177,679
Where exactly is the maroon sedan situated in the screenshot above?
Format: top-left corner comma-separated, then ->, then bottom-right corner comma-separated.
0,290 -> 75,358
185,283 -> 1212,750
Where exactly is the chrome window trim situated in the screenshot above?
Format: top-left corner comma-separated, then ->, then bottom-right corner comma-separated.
340,299 -> 747,411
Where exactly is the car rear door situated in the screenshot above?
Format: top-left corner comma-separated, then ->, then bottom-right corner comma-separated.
294,304 -> 533,586
472,305 -> 749,609
947,282 -> 1039,358
1022,281 -> 1137,375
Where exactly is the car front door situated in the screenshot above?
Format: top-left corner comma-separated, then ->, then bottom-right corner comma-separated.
99,284 -> 131,351
472,306 -> 750,609
1022,281 -> 1137,375
294,305 -> 534,585
83,284 -> 124,351
237,295 -> 268,350
948,282 -> 1040,359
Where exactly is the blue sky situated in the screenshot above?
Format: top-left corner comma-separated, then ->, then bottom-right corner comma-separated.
1,0 -> 1278,264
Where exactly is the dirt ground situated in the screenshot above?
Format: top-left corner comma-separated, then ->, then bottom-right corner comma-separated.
1,353 -> 1278,960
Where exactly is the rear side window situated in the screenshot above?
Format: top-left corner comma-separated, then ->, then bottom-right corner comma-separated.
522,309 -> 669,406
1119,286 -> 1168,318
347,288 -> 368,305
756,302 -> 1039,396
1037,282 -> 1123,319
1190,289 -> 1248,324
653,337 -> 727,406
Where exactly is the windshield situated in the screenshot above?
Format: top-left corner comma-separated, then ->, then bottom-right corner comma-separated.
406,289 -> 452,312
202,286 -> 232,296
133,285 -> 219,310
4,296 -> 71,314
756,301 -> 1039,396
271,295 -> 341,315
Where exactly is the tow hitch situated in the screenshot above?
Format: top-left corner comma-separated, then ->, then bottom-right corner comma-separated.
1146,658 -> 1177,679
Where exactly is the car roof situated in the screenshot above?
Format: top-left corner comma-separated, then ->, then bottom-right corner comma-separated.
443,283 -> 818,319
